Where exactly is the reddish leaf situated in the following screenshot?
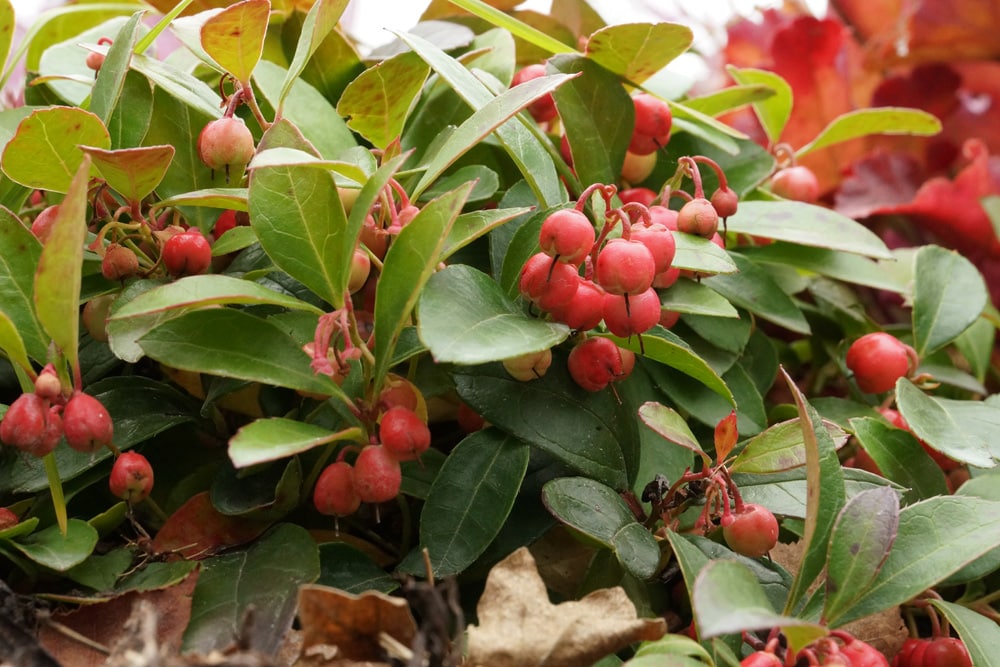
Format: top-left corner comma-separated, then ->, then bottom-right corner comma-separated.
714,410 -> 739,464
835,151 -> 925,220
152,492 -> 271,559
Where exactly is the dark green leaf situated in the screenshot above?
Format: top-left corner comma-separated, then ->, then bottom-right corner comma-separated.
228,419 -> 363,468
0,206 -> 47,362
8,519 -> 97,572
849,417 -> 948,503
89,12 -> 142,124
318,542 -> 398,594
703,253 -> 810,334
659,279 -> 739,318
615,329 -> 733,403
739,244 -> 906,292
894,379 -> 995,467
730,419 -> 849,474
211,457 -> 302,520
911,245 -> 988,356
442,206 -> 532,260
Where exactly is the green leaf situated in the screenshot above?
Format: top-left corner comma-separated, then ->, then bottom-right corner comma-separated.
849,417 -> 948,502
954,316 -> 995,383
704,253 -> 810,334
130,50 -> 223,120
584,22 -> 692,84
277,0 -> 351,113
415,71 -> 576,198
248,120 -> 349,308
117,560 -> 199,594
894,379 -> 995,467
183,523 -> 319,654
929,599 -> 1000,667
637,402 -> 709,461
734,468 -> 897,520
108,70 -> 154,149
0,207 -> 46,362
407,429 -> 529,577
34,156 -> 91,373
739,244 -> 906,292
445,0 -> 575,55
137,308 -> 347,399
780,368 -> 846,615
726,67 -> 792,144
659,278 -> 739,318
0,1 -> 14,83
796,107 -> 942,157
542,477 -> 660,580
81,144 -> 175,202
911,245 -> 988,356
373,182 -> 471,392
453,359 -> 630,489
672,233 -> 737,274
338,51 -> 429,150
1,107 -> 110,193
834,496 -> 1000,625
152,187 -> 248,212
616,329 -> 733,403
211,457 -> 302,520
823,486 -> 899,625
730,418 -> 849,474
550,54 -> 632,190
7,519 -> 97,572
200,0 -> 269,84
724,201 -> 893,259
417,264 -> 569,364
443,206 -> 532,260
692,560 -> 826,651
89,11 -> 143,124
228,418 -> 363,468
318,542 -> 398,594
682,84 -> 776,119
0,310 -> 32,376
397,30 -> 563,207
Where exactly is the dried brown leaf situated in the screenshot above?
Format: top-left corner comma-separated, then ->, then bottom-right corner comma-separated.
465,547 -> 665,667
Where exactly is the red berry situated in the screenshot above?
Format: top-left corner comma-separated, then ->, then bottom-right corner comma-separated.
501,349 -> 553,382
378,375 -> 421,413
456,402 -> 486,433
648,204 -> 678,230
839,635 -> 889,667
380,406 -> 431,462
619,188 -> 656,207
30,204 -> 60,243
1,393 -> 48,453
0,508 -> 18,530
538,209 -> 595,265
659,309 -> 680,328
676,197 -> 720,238
85,51 -> 106,72
602,288 -> 661,338
711,186 -> 739,218
629,93 -> 672,155
630,222 -> 676,273
197,117 -> 256,174
550,278 -> 605,331
653,265 -> 681,289
893,638 -> 926,667
723,503 -> 779,558
770,165 -> 820,203
109,451 -> 154,503
511,64 -> 557,122
213,209 -> 240,239
62,391 -> 114,453
846,333 -> 917,394
595,238 -> 656,295
348,247 -> 371,294
519,252 -> 581,311
353,445 -> 402,503
923,637 -> 971,667
102,243 -> 140,281
313,461 -> 361,517
741,652 -> 783,667
567,336 -> 629,392
162,230 -> 212,277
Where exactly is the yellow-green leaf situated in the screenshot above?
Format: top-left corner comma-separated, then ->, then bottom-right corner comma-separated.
584,22 -> 692,84
200,0 -> 269,84
81,144 -> 175,202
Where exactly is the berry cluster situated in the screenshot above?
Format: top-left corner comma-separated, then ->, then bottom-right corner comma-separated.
893,637 -> 971,666
742,630 -> 889,666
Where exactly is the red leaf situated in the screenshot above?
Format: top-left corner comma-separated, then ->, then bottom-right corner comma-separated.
714,410 -> 739,464
152,492 -> 271,559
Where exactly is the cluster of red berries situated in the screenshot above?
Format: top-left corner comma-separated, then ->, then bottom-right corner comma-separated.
892,636 -> 971,666
313,378 -> 431,518
742,630 -> 889,666
0,365 -> 113,457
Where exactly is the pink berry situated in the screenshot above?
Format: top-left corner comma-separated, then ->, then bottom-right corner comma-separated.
30,204 -> 60,243
519,252 -> 581,311
846,333 -> 917,394
348,247 -> 371,294
621,150 -> 657,184
62,391 -> 114,453
629,222 -> 676,273
378,376 -> 421,413
33,364 -> 63,402
602,288 -> 661,338
653,266 -> 681,289
0,508 -> 18,530
1,393 -> 48,453
550,278 -> 605,331
676,198 -> 720,238
313,461 -> 361,517
770,165 -> 820,203
648,204 -> 678,231
538,209 -> 595,265
629,93 -> 672,155
710,186 -> 738,218
162,230 -> 212,277
353,445 -> 402,504
595,238 -> 656,295
723,503 -> 779,558
109,451 -> 154,503
618,188 -> 656,207
197,117 -> 256,175
380,406 -> 432,462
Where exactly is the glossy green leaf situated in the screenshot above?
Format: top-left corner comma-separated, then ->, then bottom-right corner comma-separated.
81,144 -> 174,202
210,225 -> 256,255
110,274 -> 323,321
338,51 -> 429,150
0,310 -> 31,376
137,308 -> 347,399
954,316 -> 995,383
637,402 -> 708,461
894,379 -> 995,467
200,0 -> 269,84
929,599 -> 1000,667
631,634 -> 714,665
692,560 -> 826,650
550,53 -> 632,189
212,457 -> 302,520
7,519 -> 98,571
65,548 -> 135,591
410,429 -> 529,577
834,496 -> 1000,625
247,148 -> 368,186
911,245 -> 988,356
228,418 -> 363,468
398,30 -> 563,207
0,207 -> 46,362
373,182 -> 471,392
672,233 -> 737,274
446,0 -> 575,55
183,523 -> 319,654
725,201 -> 893,259
584,22 -> 692,84
739,244 -> 907,293
734,468 -> 898,520
849,417 -> 948,502
616,329 -> 733,403
781,368 -> 846,615
415,71 -> 575,198
417,264 -> 569,364
453,359 -> 631,489
89,12 -> 143,123
542,477 -> 659,580
277,0 -> 351,112
1,107 -> 109,193
107,71 -> 154,149
796,107 -> 941,157
152,187 -> 248,212
704,254 -> 810,335
443,206 -> 532,259
668,104 -> 743,154
129,50 -> 223,120
34,156 -> 91,373
33,14 -> 132,106
730,418 -> 849,474
248,120 -> 349,308
681,84 -> 775,119
823,487 -> 899,625
317,542 -> 398,594
658,278 -> 739,318
726,67 -> 792,144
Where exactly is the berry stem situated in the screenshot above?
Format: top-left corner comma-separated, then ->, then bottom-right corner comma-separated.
43,453 -> 68,536
690,155 -> 730,191
679,156 -> 706,199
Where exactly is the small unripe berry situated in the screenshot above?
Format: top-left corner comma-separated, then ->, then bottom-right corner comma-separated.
379,406 -> 431,461
501,349 -> 553,382
710,186 -> 738,218
845,332 -> 917,394
197,117 -> 255,175
102,243 -> 140,281
85,51 -> 106,72
378,375 -> 421,414
538,209 -> 595,265
0,508 -> 18,530
595,238 -> 656,295
109,451 -> 154,503
676,198 -> 719,238
62,391 -> 114,453
770,165 -> 819,203
30,204 -> 61,243
511,64 -> 557,122
722,503 -> 779,558
618,188 -> 656,207
34,364 -> 63,402
162,230 -> 212,277
353,445 -> 402,504
313,461 -> 361,517
620,150 -> 657,184
82,293 -> 116,343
